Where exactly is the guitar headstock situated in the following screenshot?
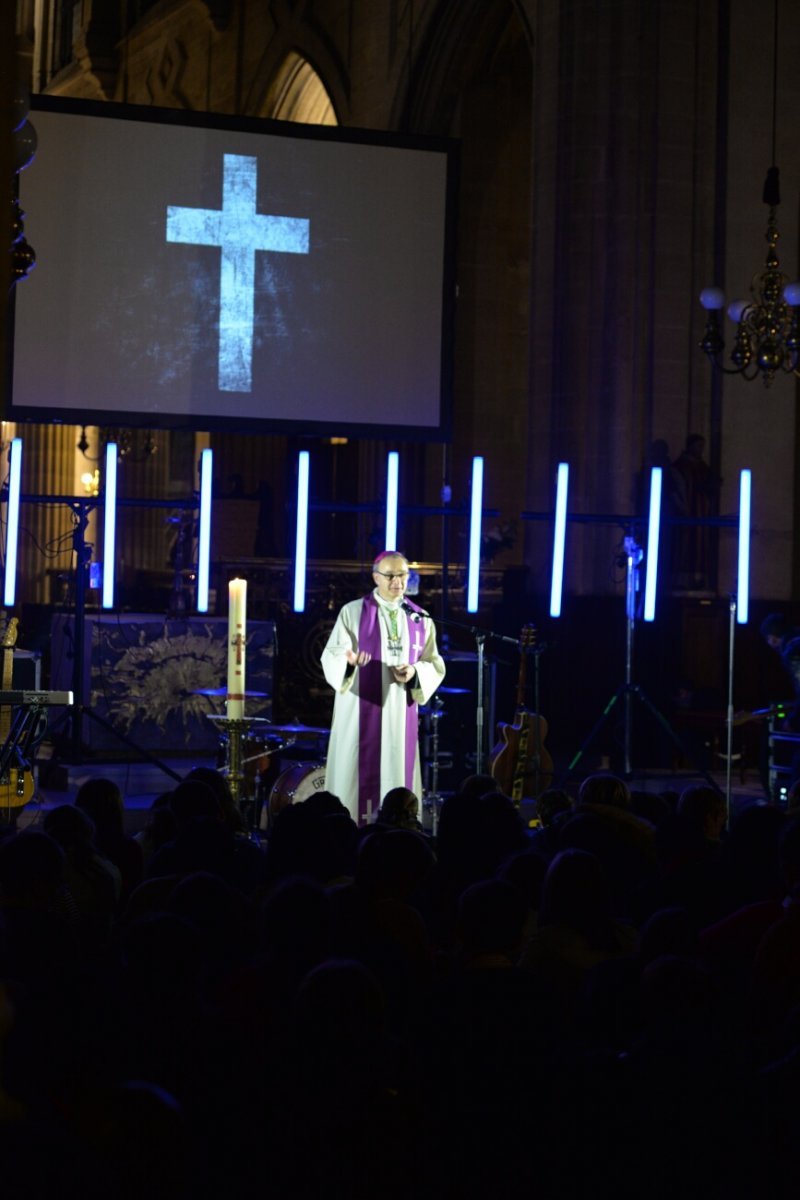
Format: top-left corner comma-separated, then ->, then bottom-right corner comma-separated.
1,616 -> 19,651
519,624 -> 537,650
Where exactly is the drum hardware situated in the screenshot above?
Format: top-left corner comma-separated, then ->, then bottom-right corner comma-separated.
217,734 -> 295,776
421,793 -> 446,836
192,687 -> 271,698
266,722 -> 329,736
259,762 -> 327,830
421,695 -> 447,837
423,748 -> 453,771
207,714 -> 279,836
240,737 -> 294,765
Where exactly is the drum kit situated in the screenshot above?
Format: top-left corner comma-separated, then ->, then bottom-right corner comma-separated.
195,684 -> 328,835
201,681 -> 468,836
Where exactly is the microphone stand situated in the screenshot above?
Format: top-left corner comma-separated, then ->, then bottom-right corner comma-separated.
405,602 -> 520,776
725,595 -> 736,829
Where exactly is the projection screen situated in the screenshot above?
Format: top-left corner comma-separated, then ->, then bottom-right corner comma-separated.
10,97 -> 457,439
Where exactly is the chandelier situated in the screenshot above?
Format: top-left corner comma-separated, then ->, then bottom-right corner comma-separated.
77,425 -> 157,463
699,2 -> 800,387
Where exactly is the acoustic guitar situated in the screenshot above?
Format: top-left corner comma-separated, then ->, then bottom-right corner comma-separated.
491,624 -> 553,804
0,615 -> 35,818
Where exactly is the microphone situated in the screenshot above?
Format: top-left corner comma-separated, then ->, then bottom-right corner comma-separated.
401,600 -> 429,621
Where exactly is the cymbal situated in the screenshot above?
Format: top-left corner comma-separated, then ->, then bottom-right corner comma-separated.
269,722 -> 329,735
192,687 -> 270,698
438,687 -> 470,695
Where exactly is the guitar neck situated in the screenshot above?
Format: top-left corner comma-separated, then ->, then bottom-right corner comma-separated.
0,621 -> 18,745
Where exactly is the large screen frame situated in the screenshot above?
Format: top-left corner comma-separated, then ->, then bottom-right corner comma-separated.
9,95 -> 458,441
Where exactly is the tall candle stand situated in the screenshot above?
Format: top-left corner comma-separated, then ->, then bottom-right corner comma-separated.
207,713 -> 273,835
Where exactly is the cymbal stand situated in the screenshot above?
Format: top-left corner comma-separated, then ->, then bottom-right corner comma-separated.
531,640 -> 546,796
475,632 -> 488,774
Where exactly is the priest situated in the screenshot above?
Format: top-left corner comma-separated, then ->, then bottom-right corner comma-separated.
321,551 -> 446,823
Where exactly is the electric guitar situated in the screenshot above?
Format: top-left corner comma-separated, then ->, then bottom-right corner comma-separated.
731,703 -> 790,727
490,624 -> 553,804
0,616 -> 35,817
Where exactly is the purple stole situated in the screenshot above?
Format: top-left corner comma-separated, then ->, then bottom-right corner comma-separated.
356,594 -> 427,822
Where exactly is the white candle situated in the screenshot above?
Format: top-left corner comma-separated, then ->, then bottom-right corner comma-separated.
227,577 -> 247,719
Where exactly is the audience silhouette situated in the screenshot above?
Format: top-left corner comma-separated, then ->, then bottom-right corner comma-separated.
0,769 -> 795,1196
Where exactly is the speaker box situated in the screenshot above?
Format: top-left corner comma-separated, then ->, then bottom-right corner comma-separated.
12,649 -> 42,690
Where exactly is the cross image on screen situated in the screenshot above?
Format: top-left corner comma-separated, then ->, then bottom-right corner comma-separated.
11,98 -> 457,438
166,152 -> 311,393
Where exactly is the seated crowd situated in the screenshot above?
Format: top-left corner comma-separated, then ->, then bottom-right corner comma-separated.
1,767 -> 800,1197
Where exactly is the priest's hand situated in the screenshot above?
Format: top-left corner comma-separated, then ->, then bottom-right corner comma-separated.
390,664 -> 416,685
345,648 -> 372,666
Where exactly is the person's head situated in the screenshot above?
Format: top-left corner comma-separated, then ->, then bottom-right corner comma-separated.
778,816 -> 800,900
536,788 -> 572,828
356,827 -> 434,899
168,778 -> 224,826
185,766 -> 244,834
649,438 -> 669,464
0,831 -> 65,909
377,786 -> 419,828
371,551 -> 410,603
75,777 -> 125,839
787,778 -> 800,818
676,785 -> 727,842
42,802 -> 96,849
456,879 -> 527,963
760,611 -> 792,650
685,433 -> 705,459
538,848 -> 616,946
578,772 -> 631,810
456,774 -> 498,802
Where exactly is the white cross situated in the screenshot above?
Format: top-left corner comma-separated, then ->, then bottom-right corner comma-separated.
412,628 -> 425,656
166,154 -> 309,392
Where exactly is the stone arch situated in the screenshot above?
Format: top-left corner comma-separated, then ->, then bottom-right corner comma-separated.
386,0 -> 536,580
243,19 -> 350,126
391,0 -> 532,137
261,50 -> 337,125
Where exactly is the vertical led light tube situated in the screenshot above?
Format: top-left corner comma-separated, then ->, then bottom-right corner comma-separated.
293,450 -> 310,612
101,441 -> 118,610
3,437 -> 23,607
196,448 -> 213,613
385,451 -> 399,551
737,469 -> 751,624
643,466 -> 663,622
549,462 -> 570,618
466,456 -> 484,614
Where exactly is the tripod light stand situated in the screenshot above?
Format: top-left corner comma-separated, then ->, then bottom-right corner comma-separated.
565,533 -> 722,794
48,494 -> 183,783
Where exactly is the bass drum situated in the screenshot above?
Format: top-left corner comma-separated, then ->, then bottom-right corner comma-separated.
262,762 -> 326,828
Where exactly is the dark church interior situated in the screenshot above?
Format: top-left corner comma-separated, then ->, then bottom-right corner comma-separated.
2,2 -> 800,1196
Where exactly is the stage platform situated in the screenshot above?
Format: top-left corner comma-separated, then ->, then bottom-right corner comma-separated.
15,755 -> 218,833
12,756 -> 769,837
